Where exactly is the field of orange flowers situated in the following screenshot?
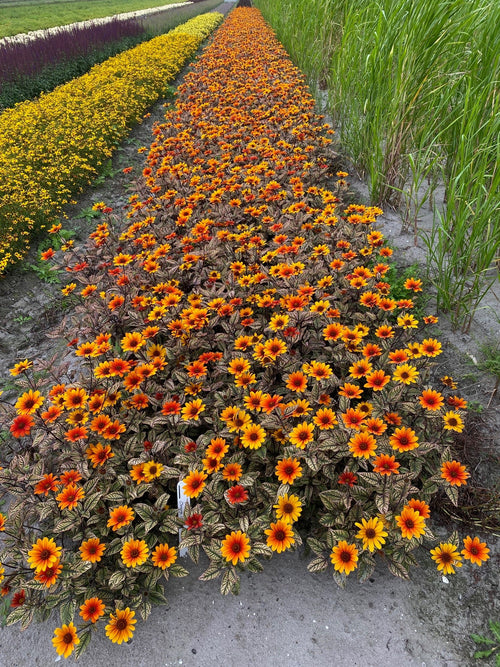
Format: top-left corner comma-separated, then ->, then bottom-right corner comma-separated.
0,7 -> 488,659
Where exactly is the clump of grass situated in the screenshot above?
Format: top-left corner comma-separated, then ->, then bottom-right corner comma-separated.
254,0 -> 500,332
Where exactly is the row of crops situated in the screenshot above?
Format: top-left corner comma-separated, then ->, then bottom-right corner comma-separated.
0,11 -> 223,275
254,0 -> 500,332
0,7 -> 488,659
0,0 -> 221,111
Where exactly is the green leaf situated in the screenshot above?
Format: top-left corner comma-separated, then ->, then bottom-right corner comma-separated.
489,621 -> 500,640
473,649 -> 495,659
73,627 -> 92,659
444,483 -> 459,506
319,489 -> 344,511
307,537 -> 325,556
108,570 -> 126,590
307,556 -> 329,573
60,598 -> 77,626
199,563 -> 221,581
169,564 -> 189,578
220,568 -> 239,596
471,634 -> 496,645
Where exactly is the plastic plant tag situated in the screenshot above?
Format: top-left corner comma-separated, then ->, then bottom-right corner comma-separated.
177,480 -> 190,557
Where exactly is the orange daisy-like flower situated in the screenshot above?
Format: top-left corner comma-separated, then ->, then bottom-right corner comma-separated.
10,414 -> 34,438
262,337 -> 287,360
152,543 -> 177,569
364,369 -> 391,391
289,422 -> 315,449
313,407 -> 338,430
15,390 -> 44,415
443,411 -> 464,433
80,597 -> 106,623
286,371 -> 308,393
121,539 -> 149,568
390,426 -> 419,452
348,431 -> 377,458
130,463 -> 147,484
241,422 -> 266,449
182,470 -> 208,498
143,461 -> 163,482
364,417 -> 387,435
221,531 -> 251,566
203,456 -> 223,474
261,394 -> 284,414
355,517 -> 388,552
430,543 -> 462,574
222,462 -> 243,481
105,607 -> 136,644
441,460 -> 469,486
27,537 -> 62,572
265,520 -> 295,553
107,505 -> 134,531
226,484 -> 249,504
121,332 -> 145,353
206,437 -> 229,460
392,364 -> 419,385
406,499 -> 430,519
56,483 -> 84,511
34,473 -> 58,496
420,338 -> 442,357
228,357 -> 251,376
63,387 -> 88,410
275,458 -> 303,484
338,382 -> 363,399
274,493 -> 302,524
341,408 -> 365,430
80,538 -> 106,563
244,390 -> 264,412
419,389 -> 444,411
307,361 -> 333,380
372,453 -> 400,475
330,541 -> 359,575
35,560 -> 62,586
59,469 -> 82,486
181,399 -> 205,421
52,622 -> 79,658
86,442 -> 114,467
396,507 -> 426,539
461,536 -> 490,566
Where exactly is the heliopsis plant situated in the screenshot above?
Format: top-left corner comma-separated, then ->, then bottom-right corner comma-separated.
0,6 -> 490,658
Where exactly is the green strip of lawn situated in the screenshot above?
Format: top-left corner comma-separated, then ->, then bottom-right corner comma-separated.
0,0 -> 188,38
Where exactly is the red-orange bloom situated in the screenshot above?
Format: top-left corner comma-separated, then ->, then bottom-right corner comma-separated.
10,414 -> 34,438
461,536 -> 489,566
183,470 -> 207,498
364,370 -> 391,391
80,597 -> 106,623
34,473 -> 58,496
441,460 -> 469,486
56,483 -> 85,510
372,454 -> 400,475
275,458 -> 303,484
348,431 -> 377,458
390,426 -> 419,452
220,531 -> 250,566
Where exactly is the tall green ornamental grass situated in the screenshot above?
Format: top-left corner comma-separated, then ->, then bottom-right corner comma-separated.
254,0 -> 500,332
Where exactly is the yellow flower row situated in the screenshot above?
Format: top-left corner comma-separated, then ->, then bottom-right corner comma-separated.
0,11 -> 223,275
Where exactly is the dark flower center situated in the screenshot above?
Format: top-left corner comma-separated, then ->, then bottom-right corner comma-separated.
365,528 -> 376,539
116,619 -> 128,631
340,551 -> 351,563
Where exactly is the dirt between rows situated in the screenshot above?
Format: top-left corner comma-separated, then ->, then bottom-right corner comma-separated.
0,6 -> 498,665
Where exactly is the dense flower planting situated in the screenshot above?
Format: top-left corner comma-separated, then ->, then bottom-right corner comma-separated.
0,7 -> 489,658
0,11 -> 223,275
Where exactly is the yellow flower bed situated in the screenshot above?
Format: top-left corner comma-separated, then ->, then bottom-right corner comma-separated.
0,11 -> 223,274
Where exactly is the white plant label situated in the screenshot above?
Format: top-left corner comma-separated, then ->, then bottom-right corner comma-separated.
177,481 -> 190,557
